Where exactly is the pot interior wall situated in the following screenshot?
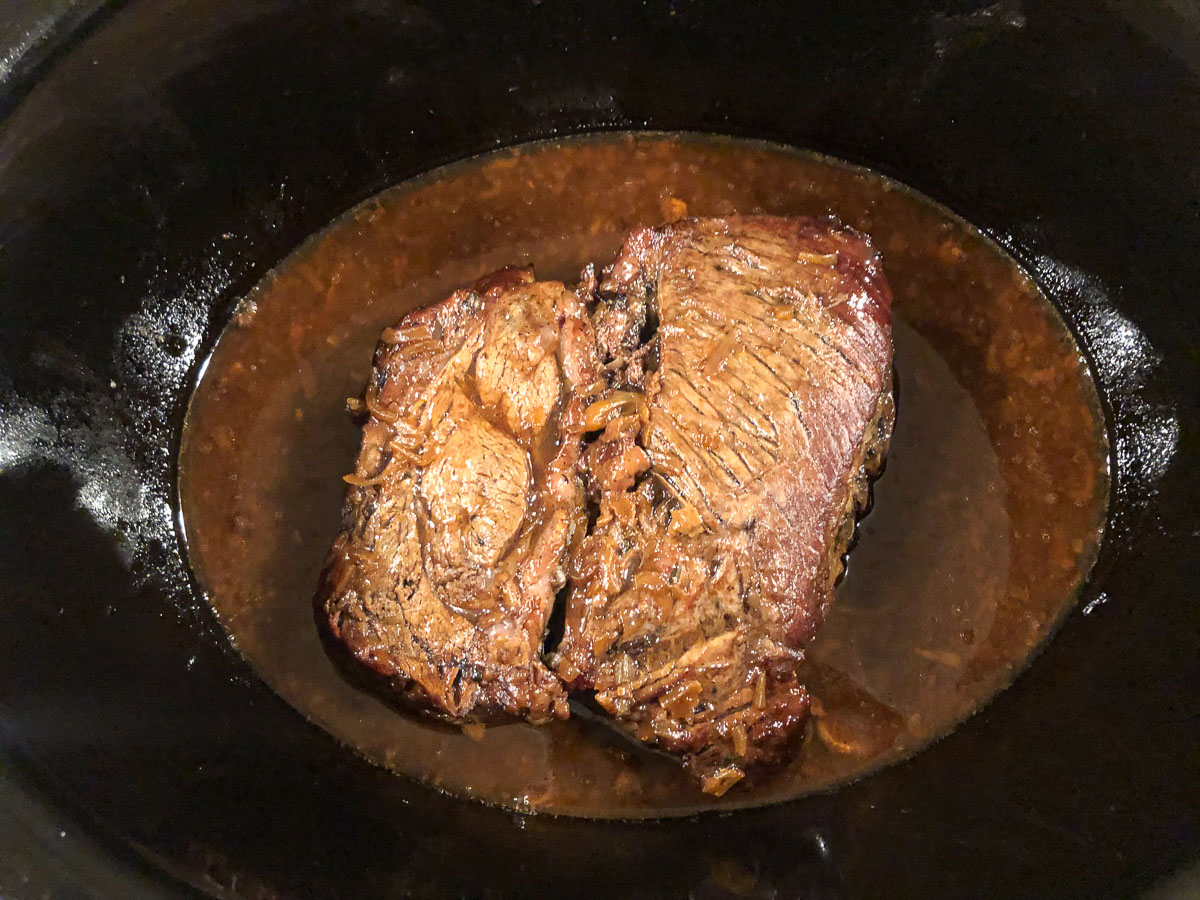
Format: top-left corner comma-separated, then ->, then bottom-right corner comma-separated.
0,2 -> 1196,897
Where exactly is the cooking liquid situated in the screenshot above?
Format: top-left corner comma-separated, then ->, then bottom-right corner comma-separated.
178,134 -> 1109,816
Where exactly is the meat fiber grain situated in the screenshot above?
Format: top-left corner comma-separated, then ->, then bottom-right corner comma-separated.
318,216 -> 894,792
316,267 -> 601,723
556,217 -> 893,792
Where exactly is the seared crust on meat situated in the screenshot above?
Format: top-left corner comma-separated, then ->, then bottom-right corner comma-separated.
316,267 -> 601,724
316,216 -> 894,793
556,216 -> 894,792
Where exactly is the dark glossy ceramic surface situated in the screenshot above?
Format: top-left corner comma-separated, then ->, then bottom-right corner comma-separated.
0,2 -> 1196,897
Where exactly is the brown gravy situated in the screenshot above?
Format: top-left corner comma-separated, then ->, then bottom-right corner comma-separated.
178,134 -> 1109,817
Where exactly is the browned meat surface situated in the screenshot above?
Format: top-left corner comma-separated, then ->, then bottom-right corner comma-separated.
316,215 -> 893,791
315,267 -> 601,724
554,216 -> 894,793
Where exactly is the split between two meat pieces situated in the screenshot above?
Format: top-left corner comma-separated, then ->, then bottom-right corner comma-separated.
316,215 -> 895,795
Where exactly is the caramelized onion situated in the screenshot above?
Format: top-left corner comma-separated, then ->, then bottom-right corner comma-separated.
342,471 -> 386,487
582,391 -> 644,431
653,454 -> 685,478
667,503 -> 704,537
381,323 -> 434,344
579,378 -> 608,398
730,724 -> 749,758
915,647 -> 963,667
364,391 -> 400,423
615,654 -> 637,684
389,425 -> 422,450
558,658 -> 581,683
704,765 -> 745,796
754,672 -> 768,709
703,332 -> 740,376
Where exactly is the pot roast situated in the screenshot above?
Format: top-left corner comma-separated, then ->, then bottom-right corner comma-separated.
316,216 -> 894,792
316,267 -> 600,724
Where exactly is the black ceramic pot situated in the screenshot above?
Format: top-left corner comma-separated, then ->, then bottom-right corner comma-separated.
0,2 -> 1197,897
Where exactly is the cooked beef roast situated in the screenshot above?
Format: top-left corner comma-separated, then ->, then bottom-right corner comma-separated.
556,216 -> 893,793
316,267 -> 600,724
316,215 -> 894,792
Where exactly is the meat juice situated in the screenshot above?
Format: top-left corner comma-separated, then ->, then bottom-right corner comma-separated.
178,134 -> 1109,816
